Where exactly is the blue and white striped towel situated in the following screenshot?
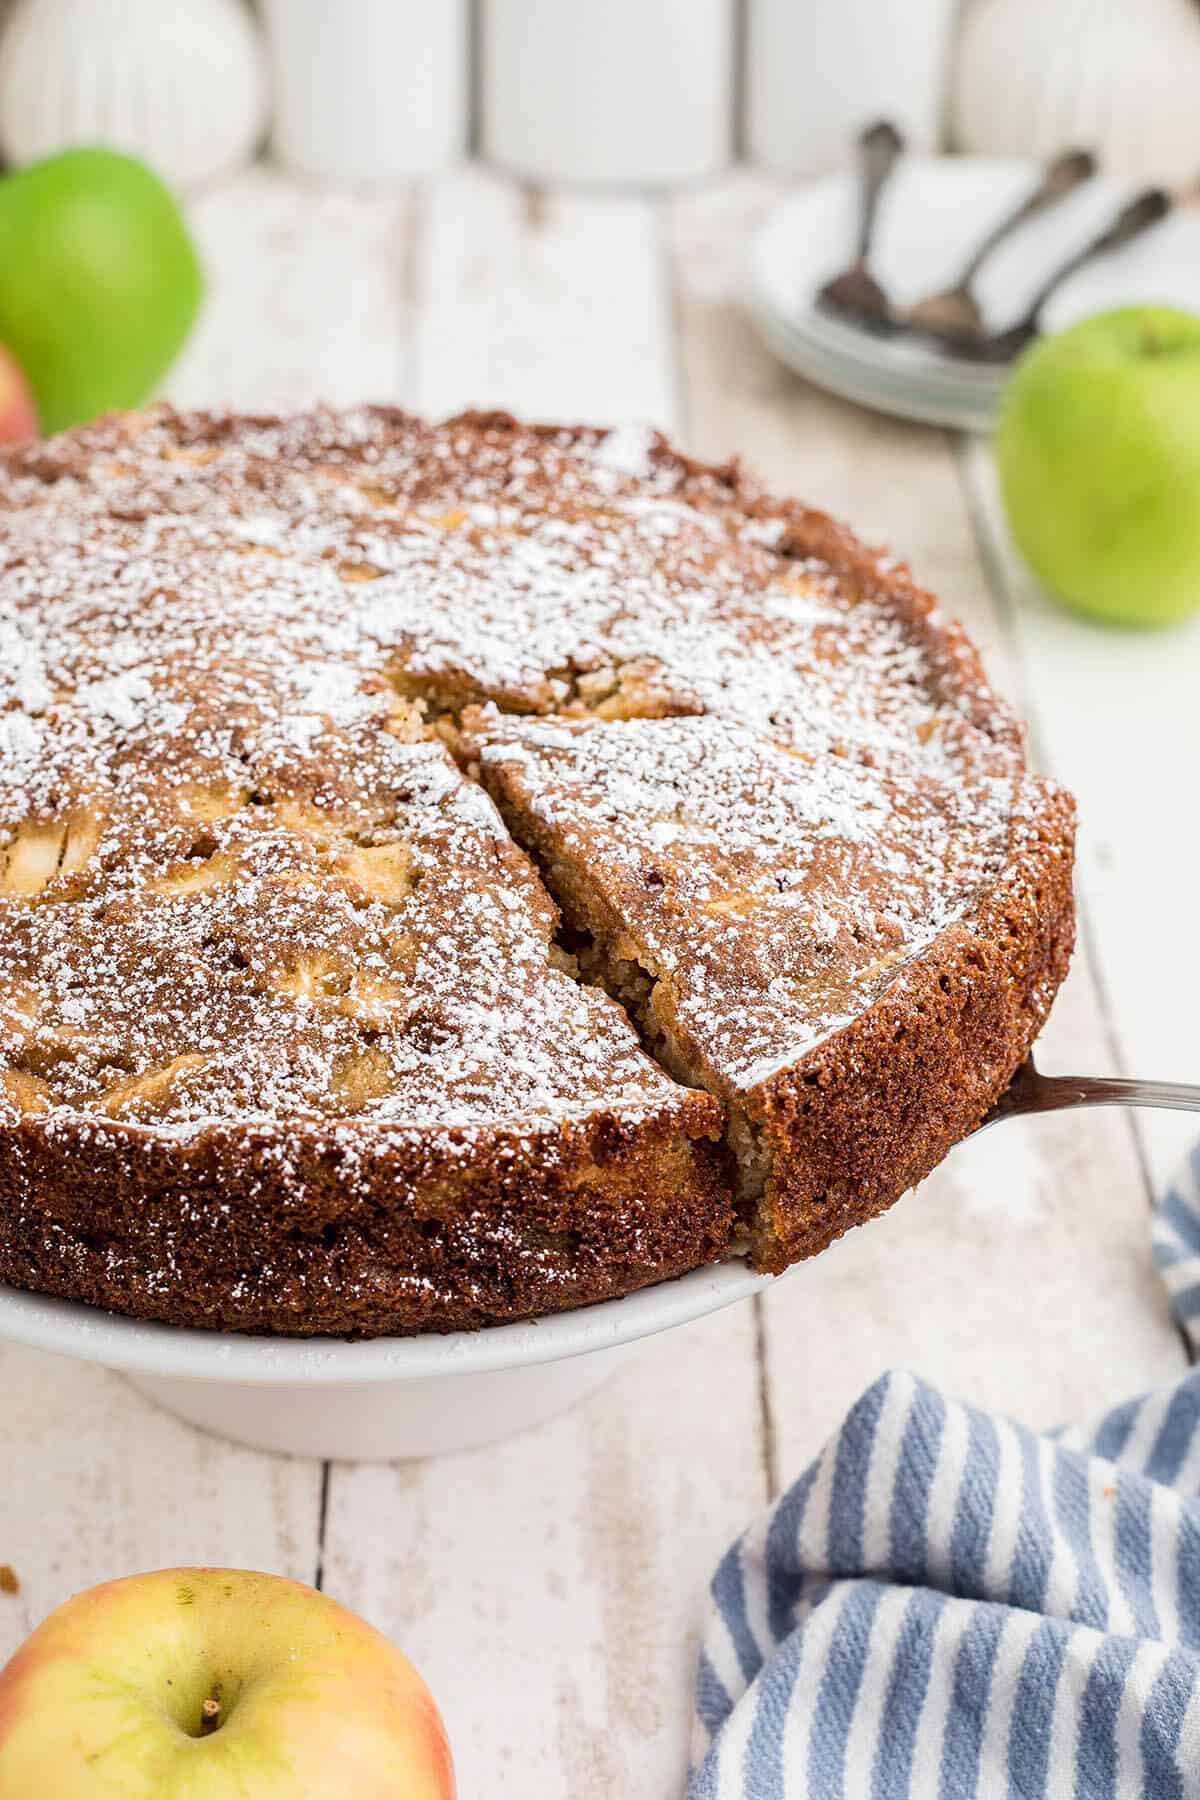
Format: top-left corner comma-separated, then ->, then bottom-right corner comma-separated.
691,1145 -> 1200,1798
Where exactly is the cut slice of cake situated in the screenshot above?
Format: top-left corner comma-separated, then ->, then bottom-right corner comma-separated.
471,709 -> 1075,1271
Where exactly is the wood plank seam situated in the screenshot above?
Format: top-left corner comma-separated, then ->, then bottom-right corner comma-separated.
313,1462 -> 333,1591
753,1296 -> 780,1497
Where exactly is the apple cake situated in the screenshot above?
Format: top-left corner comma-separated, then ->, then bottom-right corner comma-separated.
0,406 -> 1075,1334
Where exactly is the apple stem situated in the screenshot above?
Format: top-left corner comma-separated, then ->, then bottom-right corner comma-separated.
200,1697 -> 221,1736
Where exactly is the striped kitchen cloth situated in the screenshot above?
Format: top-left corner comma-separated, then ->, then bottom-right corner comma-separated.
690,1143 -> 1200,1798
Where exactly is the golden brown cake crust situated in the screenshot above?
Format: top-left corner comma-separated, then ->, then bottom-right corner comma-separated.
0,1104 -> 731,1334
749,778 -> 1075,1270
0,405 -> 1075,1334
469,719 -> 1074,1275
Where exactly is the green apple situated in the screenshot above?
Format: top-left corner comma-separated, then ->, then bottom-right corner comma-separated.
0,147 -> 203,436
995,305 -> 1200,628
0,1568 -> 455,1798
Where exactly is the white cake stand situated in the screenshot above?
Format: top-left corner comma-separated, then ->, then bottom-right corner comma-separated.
0,1260 -> 786,1460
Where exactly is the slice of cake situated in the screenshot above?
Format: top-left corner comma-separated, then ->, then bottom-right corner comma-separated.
471,709 -> 1075,1270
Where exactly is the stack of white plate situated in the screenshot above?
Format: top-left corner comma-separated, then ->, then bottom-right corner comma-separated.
750,155 -> 1200,432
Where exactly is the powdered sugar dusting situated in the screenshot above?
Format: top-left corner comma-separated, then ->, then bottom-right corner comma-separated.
591,422 -> 656,479
478,711 -> 1018,1087
0,404 -> 1021,1146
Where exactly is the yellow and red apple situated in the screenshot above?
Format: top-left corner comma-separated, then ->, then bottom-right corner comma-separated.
0,1568 -> 454,1798
0,346 -> 35,444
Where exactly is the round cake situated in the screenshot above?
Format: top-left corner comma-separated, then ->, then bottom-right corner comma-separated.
0,406 -> 1075,1335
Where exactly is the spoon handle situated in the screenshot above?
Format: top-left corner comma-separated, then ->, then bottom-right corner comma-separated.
855,120 -> 903,265
954,148 -> 1096,289
1018,187 -> 1171,333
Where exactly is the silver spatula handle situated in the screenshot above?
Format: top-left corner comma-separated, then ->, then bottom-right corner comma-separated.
975,1058 -> 1200,1136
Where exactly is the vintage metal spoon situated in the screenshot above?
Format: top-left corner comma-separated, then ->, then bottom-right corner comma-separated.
906,149 -> 1097,343
973,1054 -> 1200,1137
948,187 -> 1172,365
816,120 -> 904,333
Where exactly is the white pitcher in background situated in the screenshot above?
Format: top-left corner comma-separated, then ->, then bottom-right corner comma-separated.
481,0 -> 733,187
262,0 -> 467,182
745,0 -> 957,176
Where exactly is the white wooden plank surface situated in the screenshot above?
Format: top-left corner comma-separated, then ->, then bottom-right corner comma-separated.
411,167 -> 675,425
321,166 -> 764,1800
172,167 -> 413,413
0,1348 -> 319,1645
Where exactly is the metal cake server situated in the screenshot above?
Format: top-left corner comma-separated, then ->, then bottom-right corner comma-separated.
973,1055 -> 1200,1137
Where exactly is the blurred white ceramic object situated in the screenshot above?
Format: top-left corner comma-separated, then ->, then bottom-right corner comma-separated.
954,0 -> 1200,188
263,0 -> 466,181
746,0 -> 956,176
481,0 -> 733,185
0,0 -> 266,190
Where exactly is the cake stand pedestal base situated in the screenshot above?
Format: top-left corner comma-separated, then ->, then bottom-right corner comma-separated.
126,1344 -> 631,1460
0,1260 -> 778,1461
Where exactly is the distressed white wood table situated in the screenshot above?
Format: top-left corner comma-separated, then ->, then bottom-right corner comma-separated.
2,166 -> 1197,1798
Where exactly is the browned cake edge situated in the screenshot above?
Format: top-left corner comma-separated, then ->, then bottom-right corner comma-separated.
477,756 -> 1076,1280
747,777 -> 1076,1271
0,1097 -> 731,1336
